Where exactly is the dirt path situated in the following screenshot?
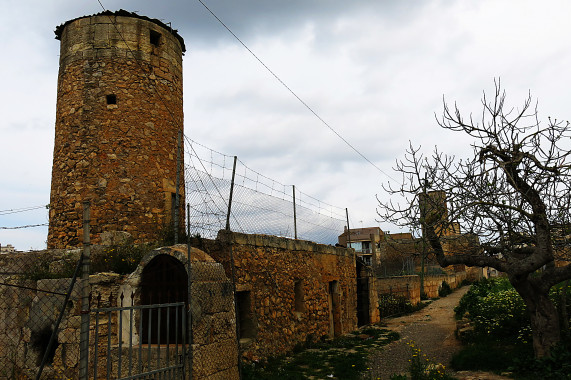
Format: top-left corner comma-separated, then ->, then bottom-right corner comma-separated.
367,287 -> 511,380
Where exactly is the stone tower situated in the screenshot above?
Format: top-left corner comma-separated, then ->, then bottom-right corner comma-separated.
48,10 -> 186,248
419,190 -> 449,237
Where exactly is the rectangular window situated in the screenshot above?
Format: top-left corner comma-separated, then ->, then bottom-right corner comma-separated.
150,29 -> 161,46
106,94 -> 117,105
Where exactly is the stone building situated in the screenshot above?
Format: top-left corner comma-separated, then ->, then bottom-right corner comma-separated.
48,10 -> 186,249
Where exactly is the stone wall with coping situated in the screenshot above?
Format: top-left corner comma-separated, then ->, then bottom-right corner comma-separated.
375,271 -> 468,307
200,230 -> 359,360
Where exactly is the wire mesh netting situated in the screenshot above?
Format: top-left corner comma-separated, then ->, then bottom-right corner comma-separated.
0,251 -> 82,379
184,137 -> 347,245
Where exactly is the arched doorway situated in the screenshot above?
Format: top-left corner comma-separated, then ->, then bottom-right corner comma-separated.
140,254 -> 188,344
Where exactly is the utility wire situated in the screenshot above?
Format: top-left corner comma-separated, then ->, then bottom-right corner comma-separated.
0,205 -> 48,216
0,223 -> 48,230
196,0 -> 397,182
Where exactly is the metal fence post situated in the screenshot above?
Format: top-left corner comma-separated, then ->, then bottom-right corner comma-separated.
175,130 -> 182,244
225,156 -> 237,231
186,203 -> 193,380
79,201 -> 91,379
292,185 -> 297,239
345,208 -> 351,248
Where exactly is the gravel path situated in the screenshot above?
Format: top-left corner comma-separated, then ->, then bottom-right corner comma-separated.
367,287 -> 468,379
367,286 -> 512,380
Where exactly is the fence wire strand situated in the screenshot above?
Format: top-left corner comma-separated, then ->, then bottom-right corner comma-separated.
184,137 -> 346,245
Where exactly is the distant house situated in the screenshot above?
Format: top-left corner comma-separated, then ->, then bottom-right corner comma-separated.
0,244 -> 16,254
338,227 -> 383,266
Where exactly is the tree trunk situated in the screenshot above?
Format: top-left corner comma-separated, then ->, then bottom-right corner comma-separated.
513,280 -> 561,358
561,280 -> 570,339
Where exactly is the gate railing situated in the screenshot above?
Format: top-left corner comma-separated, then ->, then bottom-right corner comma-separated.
91,300 -> 188,380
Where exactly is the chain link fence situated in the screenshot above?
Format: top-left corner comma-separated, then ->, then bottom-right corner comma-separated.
185,137 -> 347,245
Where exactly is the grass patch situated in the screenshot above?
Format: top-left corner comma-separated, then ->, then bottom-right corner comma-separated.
242,326 -> 400,379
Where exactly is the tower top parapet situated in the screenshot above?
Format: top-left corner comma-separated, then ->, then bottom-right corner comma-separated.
54,9 -> 186,53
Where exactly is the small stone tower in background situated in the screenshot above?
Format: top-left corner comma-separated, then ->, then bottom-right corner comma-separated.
48,10 -> 186,248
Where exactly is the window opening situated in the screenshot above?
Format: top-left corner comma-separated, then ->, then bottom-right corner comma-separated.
150,30 -> 161,46
106,94 -> 117,105
236,291 -> 255,341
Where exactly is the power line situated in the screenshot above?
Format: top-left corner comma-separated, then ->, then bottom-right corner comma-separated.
0,205 -> 48,216
196,0 -> 397,182
0,223 -> 48,230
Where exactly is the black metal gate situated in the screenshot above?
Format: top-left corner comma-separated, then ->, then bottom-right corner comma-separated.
90,299 -> 188,379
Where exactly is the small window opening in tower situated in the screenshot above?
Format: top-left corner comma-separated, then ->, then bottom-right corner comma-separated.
150,30 -> 161,46
106,94 -> 117,105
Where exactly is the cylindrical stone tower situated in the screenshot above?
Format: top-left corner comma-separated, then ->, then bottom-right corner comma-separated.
48,10 -> 186,248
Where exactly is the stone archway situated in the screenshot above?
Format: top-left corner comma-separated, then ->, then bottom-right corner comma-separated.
140,254 -> 188,344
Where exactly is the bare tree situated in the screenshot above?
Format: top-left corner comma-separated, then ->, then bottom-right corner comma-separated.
378,81 -> 571,357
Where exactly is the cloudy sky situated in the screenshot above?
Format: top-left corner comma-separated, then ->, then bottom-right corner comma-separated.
2,0 -> 571,250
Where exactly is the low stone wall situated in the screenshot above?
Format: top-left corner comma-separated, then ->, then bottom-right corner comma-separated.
375,271 -> 468,308
376,275 -> 421,305
423,272 -> 467,298
202,231 -> 359,360
0,246 -> 239,380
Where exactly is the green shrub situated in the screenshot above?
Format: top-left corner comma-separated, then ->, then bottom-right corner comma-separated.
450,343 -> 532,372
454,278 -> 530,343
438,281 -> 452,297
452,277 -> 571,376
379,293 -> 414,318
511,341 -> 571,379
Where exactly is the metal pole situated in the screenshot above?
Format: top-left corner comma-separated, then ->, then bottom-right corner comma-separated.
175,130 -> 182,244
292,185 -> 297,240
225,156 -> 237,231
79,201 -> 91,379
186,204 -> 193,380
420,173 -> 428,297
345,208 -> 351,248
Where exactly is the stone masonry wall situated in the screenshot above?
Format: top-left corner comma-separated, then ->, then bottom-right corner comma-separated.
375,271 -> 468,307
48,12 -> 185,248
0,247 -> 239,380
204,231 -> 358,360
376,275 -> 421,306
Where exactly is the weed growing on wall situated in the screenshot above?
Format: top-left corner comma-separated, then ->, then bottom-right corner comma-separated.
21,254 -> 77,281
91,244 -> 155,275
